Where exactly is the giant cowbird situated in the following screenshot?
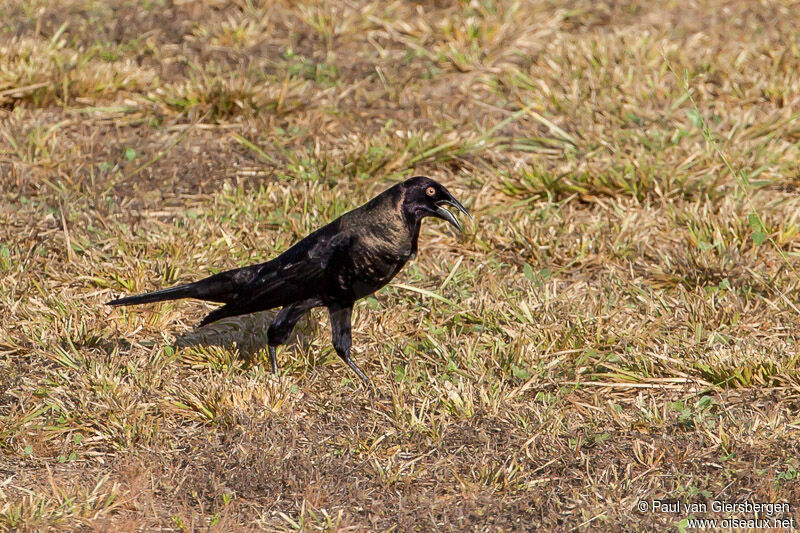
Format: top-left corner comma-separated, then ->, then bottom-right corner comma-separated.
107,176 -> 471,386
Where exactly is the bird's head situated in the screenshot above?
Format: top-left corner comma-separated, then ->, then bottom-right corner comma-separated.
401,176 -> 472,231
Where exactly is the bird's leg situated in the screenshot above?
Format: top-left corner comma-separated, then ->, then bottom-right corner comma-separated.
266,299 -> 317,377
328,305 -> 372,388
267,345 -> 279,375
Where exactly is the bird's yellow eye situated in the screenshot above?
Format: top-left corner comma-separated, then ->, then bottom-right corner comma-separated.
426,186 -> 436,196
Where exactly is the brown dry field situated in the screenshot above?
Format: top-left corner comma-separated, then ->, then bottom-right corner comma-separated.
2,0 -> 800,531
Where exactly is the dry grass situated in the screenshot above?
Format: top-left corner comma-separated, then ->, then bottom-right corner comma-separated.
2,0 -> 800,531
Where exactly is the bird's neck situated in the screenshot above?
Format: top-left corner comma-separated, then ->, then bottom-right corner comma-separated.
343,188 -> 416,253
403,211 -> 422,243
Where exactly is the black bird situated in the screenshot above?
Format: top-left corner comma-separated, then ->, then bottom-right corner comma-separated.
107,176 -> 470,386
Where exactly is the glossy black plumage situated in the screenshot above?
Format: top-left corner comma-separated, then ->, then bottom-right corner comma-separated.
107,176 -> 471,386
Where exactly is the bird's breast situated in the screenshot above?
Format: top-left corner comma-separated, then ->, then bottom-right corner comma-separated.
355,244 -> 408,280
335,240 -> 411,300
333,203 -> 416,300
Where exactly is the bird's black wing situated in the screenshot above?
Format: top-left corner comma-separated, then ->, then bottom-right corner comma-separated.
198,230 -> 354,326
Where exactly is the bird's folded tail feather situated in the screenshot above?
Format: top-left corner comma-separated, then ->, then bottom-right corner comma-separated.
106,283 -> 196,307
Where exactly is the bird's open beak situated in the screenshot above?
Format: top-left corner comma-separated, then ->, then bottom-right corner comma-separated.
435,195 -> 472,232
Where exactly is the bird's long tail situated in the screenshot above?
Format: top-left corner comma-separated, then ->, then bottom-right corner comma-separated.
106,283 -> 197,307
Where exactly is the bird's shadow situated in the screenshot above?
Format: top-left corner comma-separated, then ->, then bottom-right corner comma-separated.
172,310 -> 318,368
